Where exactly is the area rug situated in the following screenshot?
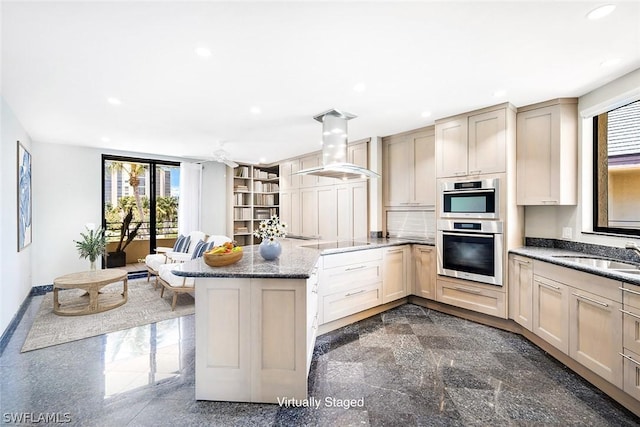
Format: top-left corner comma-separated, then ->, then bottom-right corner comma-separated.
21,278 -> 194,352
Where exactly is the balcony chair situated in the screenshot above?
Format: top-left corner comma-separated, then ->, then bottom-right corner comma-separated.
158,235 -> 232,310
145,230 -> 206,288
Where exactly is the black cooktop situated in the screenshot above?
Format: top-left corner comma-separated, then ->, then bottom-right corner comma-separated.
302,241 -> 371,250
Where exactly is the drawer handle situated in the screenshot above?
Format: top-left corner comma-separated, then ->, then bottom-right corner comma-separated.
345,289 -> 366,297
386,249 -> 404,254
620,352 -> 640,367
345,265 -> 367,271
572,293 -> 608,307
541,200 -> 559,204
455,286 -> 482,294
620,287 -> 640,296
517,259 -> 531,265
620,309 -> 640,320
469,170 -> 482,175
539,281 -> 560,291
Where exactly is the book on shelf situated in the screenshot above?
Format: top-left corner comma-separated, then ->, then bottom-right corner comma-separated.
234,166 -> 250,178
234,184 -> 249,191
234,207 -> 253,220
234,226 -> 249,234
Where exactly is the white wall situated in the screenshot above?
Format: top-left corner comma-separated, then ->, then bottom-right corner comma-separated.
1,98 -> 33,335
524,68 -> 640,248
200,161 -> 228,236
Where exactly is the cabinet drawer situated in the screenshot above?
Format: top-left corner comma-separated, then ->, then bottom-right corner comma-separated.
534,260 -> 621,303
322,248 -> 382,269
320,260 -> 382,295
436,279 -> 506,318
621,349 -> 640,401
622,283 -> 640,310
623,305 -> 640,354
321,282 -> 382,324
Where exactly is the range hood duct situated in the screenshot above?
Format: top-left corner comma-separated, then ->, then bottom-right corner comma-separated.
293,109 -> 380,180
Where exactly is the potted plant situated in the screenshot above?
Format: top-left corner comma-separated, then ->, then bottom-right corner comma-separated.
74,224 -> 106,270
107,207 -> 142,268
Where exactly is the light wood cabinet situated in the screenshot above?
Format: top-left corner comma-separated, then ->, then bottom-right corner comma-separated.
279,190 -> 300,236
319,249 -> 383,325
436,278 -> 507,318
382,246 -> 409,303
348,140 -> 369,170
622,348 -> 640,401
436,106 -> 509,178
532,275 -> 569,354
279,159 -> 299,191
621,283 -> 640,399
317,186 -> 337,240
509,255 -> 533,330
413,245 -> 436,300
336,181 -> 368,240
383,127 -> 436,207
516,98 -> 578,205
300,188 -> 318,238
569,288 -> 623,388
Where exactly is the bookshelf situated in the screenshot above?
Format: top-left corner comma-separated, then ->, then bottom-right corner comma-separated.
231,164 -> 279,246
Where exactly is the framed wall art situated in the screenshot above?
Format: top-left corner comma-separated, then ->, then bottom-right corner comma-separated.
17,141 -> 32,251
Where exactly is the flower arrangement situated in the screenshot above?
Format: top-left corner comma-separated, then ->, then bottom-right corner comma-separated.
74,225 -> 106,267
253,215 -> 287,242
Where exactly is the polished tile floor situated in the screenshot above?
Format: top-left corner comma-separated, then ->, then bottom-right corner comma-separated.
1,298 -> 639,426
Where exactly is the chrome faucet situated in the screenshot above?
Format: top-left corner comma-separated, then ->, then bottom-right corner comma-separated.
625,242 -> 640,257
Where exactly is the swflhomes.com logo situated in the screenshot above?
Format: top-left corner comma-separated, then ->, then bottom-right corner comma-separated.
3,412 -> 71,424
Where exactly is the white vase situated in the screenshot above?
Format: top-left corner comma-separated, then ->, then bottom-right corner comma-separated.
259,239 -> 282,260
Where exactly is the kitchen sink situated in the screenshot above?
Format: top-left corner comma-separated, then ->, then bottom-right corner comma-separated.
552,255 -> 640,270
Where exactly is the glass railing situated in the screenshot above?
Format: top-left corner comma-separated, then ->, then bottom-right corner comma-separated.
104,221 -> 178,242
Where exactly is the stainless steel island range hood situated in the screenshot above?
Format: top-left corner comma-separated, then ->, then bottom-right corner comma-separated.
293,109 -> 380,180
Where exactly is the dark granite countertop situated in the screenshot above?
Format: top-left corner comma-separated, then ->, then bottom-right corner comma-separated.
172,237 -> 434,279
510,246 -> 640,286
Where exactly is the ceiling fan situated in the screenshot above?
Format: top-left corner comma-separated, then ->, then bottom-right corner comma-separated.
209,142 -> 239,168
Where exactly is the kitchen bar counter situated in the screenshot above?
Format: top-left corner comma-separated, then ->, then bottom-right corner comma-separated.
510,246 -> 640,286
172,237 -> 434,279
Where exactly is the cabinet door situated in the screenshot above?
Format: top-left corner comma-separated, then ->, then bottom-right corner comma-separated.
300,188 -> 318,238
509,256 -> 533,330
436,117 -> 467,178
279,159 -> 300,190
317,186 -> 337,241
351,181 -> 368,239
299,155 -> 319,188
413,245 -> 436,300
569,289 -> 623,387
280,190 -> 300,236
413,132 -> 436,206
532,275 -> 569,354
382,246 -> 408,303
383,135 -> 412,206
468,109 -> 506,175
349,141 -> 368,169
622,349 -> 640,401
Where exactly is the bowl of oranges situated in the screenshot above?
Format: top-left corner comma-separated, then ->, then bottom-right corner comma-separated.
203,241 -> 243,267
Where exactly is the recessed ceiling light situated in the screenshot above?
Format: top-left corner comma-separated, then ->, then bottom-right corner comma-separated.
101,137 -> 110,143
250,106 -> 262,115
107,97 -> 122,105
493,89 -> 507,98
259,157 -> 266,163
421,111 -> 432,118
353,82 -> 366,92
587,4 -> 616,20
601,58 -> 621,67
195,47 -> 212,58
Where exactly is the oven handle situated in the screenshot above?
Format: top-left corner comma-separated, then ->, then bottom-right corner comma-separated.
441,231 -> 496,239
443,189 -> 495,195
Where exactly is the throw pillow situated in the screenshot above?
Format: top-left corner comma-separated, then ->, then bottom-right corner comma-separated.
192,240 -> 216,259
173,234 -> 191,253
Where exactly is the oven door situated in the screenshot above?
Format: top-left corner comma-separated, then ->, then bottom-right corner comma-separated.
441,189 -> 498,219
437,230 -> 503,286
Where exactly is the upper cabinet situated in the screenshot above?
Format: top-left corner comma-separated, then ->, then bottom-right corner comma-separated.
436,105 -> 512,178
516,98 -> 578,205
280,159 -> 300,191
383,126 -> 436,207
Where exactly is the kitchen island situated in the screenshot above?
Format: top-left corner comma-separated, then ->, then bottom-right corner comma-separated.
172,237 -> 427,403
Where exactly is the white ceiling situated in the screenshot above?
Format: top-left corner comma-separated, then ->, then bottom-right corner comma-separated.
2,1 -> 640,165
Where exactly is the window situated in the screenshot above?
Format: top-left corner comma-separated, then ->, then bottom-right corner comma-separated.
593,100 -> 640,235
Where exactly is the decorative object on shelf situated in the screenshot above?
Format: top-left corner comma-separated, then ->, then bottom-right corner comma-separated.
74,223 -> 106,271
254,215 -> 287,260
108,207 -> 142,268
203,242 -> 243,267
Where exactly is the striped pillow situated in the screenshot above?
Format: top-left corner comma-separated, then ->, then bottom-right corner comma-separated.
192,240 -> 216,259
173,234 -> 191,253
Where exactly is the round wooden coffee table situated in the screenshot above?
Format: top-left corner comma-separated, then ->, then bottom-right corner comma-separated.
53,269 -> 128,316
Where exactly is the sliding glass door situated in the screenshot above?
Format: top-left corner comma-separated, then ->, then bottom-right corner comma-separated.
102,155 -> 180,270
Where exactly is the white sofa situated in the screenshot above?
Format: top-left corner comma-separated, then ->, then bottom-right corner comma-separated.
145,230 -> 206,287
158,234 -> 232,310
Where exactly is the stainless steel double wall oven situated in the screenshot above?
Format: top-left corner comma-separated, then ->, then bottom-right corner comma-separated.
437,178 -> 504,286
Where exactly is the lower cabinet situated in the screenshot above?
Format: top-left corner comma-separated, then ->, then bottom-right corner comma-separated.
532,275 -> 569,354
569,288 -> 623,388
436,278 -> 507,318
318,249 -> 383,325
622,349 -> 640,401
622,283 -> 640,399
509,255 -> 533,330
413,245 -> 436,300
382,246 -> 409,303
